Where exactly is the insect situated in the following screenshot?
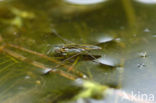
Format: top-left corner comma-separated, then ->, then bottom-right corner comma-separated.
48,44 -> 102,56
47,30 -> 102,61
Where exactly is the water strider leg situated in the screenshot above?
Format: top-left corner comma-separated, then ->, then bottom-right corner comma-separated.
55,52 -> 81,68
51,29 -> 73,44
68,56 -> 80,72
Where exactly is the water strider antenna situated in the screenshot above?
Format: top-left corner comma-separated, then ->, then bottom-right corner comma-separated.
51,29 -> 73,44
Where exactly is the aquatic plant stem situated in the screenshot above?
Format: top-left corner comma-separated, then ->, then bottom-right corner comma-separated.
2,48 -> 77,80
121,0 -> 137,32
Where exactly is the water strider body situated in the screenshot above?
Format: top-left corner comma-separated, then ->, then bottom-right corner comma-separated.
48,44 -> 102,56
47,30 -> 103,60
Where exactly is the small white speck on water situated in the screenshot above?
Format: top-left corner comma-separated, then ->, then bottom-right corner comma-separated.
144,28 -> 150,32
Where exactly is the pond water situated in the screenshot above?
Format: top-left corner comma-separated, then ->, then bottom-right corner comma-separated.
0,0 -> 156,103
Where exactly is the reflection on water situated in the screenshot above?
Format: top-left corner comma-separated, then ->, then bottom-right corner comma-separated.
136,0 -> 156,4
95,57 -> 117,67
65,0 -> 106,5
97,36 -> 114,44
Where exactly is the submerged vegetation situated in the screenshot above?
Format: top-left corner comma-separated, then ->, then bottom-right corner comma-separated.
0,0 -> 156,103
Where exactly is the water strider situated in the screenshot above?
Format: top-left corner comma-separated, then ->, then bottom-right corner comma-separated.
47,30 -> 125,69
47,30 -> 103,61
48,44 -> 102,56
0,35 -> 88,79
